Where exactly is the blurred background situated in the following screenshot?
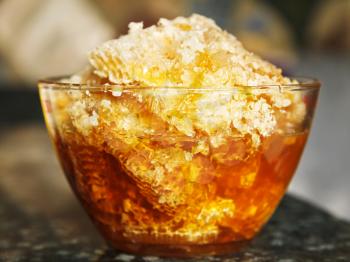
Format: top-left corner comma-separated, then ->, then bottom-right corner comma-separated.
0,0 -> 349,219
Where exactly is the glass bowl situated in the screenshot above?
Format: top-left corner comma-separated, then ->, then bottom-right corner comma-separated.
38,77 -> 320,257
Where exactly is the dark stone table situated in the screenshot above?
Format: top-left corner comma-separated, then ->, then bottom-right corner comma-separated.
1,125 -> 350,261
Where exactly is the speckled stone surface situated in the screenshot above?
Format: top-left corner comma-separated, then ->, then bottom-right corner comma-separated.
1,125 -> 350,261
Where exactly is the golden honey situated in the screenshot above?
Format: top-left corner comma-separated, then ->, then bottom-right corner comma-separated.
55,130 -> 307,246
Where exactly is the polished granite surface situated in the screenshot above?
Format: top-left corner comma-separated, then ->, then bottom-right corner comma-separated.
1,125 -> 350,261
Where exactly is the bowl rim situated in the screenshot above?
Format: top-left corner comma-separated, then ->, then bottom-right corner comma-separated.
38,75 -> 321,92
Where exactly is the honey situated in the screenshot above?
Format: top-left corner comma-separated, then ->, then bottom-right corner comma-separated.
53,122 -> 307,254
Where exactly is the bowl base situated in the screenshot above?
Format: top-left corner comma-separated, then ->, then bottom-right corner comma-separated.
107,240 -> 251,258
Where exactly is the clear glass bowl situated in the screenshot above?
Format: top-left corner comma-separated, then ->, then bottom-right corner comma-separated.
38,77 -> 320,257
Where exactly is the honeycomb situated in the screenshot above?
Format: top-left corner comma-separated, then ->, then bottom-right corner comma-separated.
44,14 -> 309,246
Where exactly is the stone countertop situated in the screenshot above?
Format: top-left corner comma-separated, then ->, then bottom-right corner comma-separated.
1,125 -> 350,261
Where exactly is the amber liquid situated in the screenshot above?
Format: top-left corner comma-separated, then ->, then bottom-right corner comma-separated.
53,130 -> 307,256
